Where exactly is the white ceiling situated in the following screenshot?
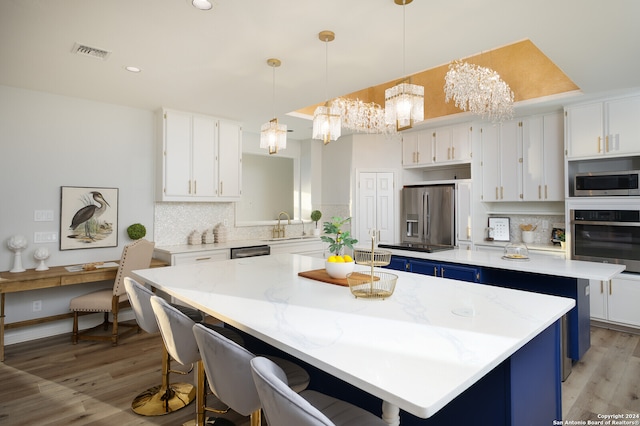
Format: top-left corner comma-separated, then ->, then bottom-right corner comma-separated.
1,0 -> 639,140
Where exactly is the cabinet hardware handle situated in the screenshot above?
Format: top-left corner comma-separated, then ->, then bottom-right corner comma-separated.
476,272 -> 480,281
416,152 -> 420,163
189,180 -> 192,194
500,186 -> 504,199
605,135 -> 609,152
195,257 -> 212,261
597,136 -> 602,153
538,185 -> 542,199
609,280 -> 612,295
600,280 -> 604,294
405,263 -> 410,271
220,181 -> 223,195
495,187 -> 499,200
441,268 -> 445,278
447,147 -> 451,160
433,266 -> 437,276
194,180 -> 197,194
452,147 -> 455,158
545,185 -> 548,199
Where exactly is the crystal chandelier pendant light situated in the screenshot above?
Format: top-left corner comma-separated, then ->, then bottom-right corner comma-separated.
443,59 -> 514,122
385,0 -> 424,132
312,30 -> 341,144
260,58 -> 287,154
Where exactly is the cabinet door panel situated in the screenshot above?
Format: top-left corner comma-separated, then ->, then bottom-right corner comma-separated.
191,114 -> 217,197
542,112 -> 564,200
608,276 -> 640,326
589,279 -> 607,320
441,264 -> 481,283
409,258 -> 440,276
522,116 -> 543,200
481,125 -> 500,201
456,181 -> 472,242
218,120 -> 242,198
566,103 -> 603,158
606,96 -> 640,155
499,120 -> 521,201
452,124 -> 472,161
434,127 -> 452,163
402,133 -> 418,165
164,111 -> 192,197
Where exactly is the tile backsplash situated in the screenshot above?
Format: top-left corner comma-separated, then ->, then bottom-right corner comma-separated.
488,214 -> 565,246
154,202 -> 350,246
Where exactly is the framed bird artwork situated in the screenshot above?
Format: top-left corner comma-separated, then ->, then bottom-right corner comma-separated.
60,186 -> 118,250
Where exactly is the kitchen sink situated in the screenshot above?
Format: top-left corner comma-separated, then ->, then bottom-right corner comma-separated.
262,235 -> 319,242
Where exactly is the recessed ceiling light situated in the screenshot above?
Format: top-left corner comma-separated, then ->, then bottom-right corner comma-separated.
192,0 -> 212,10
125,66 -> 141,73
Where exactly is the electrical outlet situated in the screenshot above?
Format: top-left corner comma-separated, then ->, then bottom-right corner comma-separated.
32,300 -> 42,312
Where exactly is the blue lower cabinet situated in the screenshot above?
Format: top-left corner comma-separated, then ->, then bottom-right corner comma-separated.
385,256 -> 482,283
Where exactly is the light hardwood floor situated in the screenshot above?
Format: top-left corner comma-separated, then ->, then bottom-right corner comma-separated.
0,325 -> 638,425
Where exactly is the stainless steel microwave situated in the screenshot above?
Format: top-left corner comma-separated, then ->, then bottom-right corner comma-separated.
574,170 -> 640,196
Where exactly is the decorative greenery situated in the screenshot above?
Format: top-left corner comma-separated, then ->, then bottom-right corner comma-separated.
558,231 -> 565,242
127,223 -> 146,240
310,210 -> 322,228
321,216 -> 358,255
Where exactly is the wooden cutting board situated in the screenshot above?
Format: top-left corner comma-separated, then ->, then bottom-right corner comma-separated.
298,269 -> 376,287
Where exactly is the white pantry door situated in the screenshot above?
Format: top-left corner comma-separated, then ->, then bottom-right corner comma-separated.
357,172 -> 395,245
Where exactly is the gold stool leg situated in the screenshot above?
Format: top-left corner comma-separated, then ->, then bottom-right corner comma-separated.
131,344 -> 196,416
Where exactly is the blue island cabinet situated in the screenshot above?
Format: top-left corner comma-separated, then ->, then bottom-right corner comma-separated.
386,255 -> 482,283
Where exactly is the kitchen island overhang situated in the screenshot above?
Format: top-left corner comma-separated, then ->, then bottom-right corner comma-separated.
133,253 -> 575,425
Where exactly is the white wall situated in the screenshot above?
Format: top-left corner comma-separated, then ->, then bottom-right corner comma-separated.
0,85 -> 156,343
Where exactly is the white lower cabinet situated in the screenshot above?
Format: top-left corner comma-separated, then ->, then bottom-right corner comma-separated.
268,239 -> 324,257
156,248 -> 230,265
590,273 -> 640,328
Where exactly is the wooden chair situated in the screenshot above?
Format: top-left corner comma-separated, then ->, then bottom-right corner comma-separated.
69,239 -> 155,345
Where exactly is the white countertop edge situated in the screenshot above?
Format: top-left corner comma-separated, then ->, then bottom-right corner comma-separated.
372,246 -> 625,281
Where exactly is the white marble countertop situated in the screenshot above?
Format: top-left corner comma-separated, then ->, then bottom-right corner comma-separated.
369,246 -> 625,281
133,253 -> 574,419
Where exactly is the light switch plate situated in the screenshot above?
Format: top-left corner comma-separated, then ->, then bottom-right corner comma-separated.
34,232 -> 58,243
34,210 -> 54,222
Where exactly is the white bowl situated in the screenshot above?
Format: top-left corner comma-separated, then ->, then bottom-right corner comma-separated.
325,260 -> 355,279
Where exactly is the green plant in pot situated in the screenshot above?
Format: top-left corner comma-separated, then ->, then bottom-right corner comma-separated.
321,216 -> 358,278
127,223 -> 147,240
310,210 -> 322,236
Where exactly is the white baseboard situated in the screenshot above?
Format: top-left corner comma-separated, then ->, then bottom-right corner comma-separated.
4,310 -> 136,346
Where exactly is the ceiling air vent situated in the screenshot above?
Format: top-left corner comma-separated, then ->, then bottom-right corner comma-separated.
71,43 -> 111,60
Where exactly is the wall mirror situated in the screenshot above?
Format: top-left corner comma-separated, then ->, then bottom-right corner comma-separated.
235,153 -> 297,224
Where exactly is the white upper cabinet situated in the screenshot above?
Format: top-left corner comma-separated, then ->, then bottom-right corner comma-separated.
522,112 -> 564,201
566,94 -> 640,159
157,109 -> 242,202
402,122 -> 472,168
481,119 -> 521,202
433,123 -> 472,164
402,130 -> 432,166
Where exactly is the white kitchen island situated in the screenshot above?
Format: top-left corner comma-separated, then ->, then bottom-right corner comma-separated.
133,253 -> 575,426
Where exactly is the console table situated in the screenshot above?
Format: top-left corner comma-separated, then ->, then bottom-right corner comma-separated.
0,258 -> 165,361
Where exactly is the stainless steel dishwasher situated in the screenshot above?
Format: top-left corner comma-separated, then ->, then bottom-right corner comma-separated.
230,245 -> 271,259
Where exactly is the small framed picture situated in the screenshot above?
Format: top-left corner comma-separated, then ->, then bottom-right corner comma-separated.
60,186 -> 118,250
488,217 -> 510,241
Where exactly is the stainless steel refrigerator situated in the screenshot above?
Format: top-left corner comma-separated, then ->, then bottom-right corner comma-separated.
400,184 -> 455,250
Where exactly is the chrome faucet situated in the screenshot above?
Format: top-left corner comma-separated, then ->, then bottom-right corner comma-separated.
300,218 -> 306,236
273,211 -> 291,238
